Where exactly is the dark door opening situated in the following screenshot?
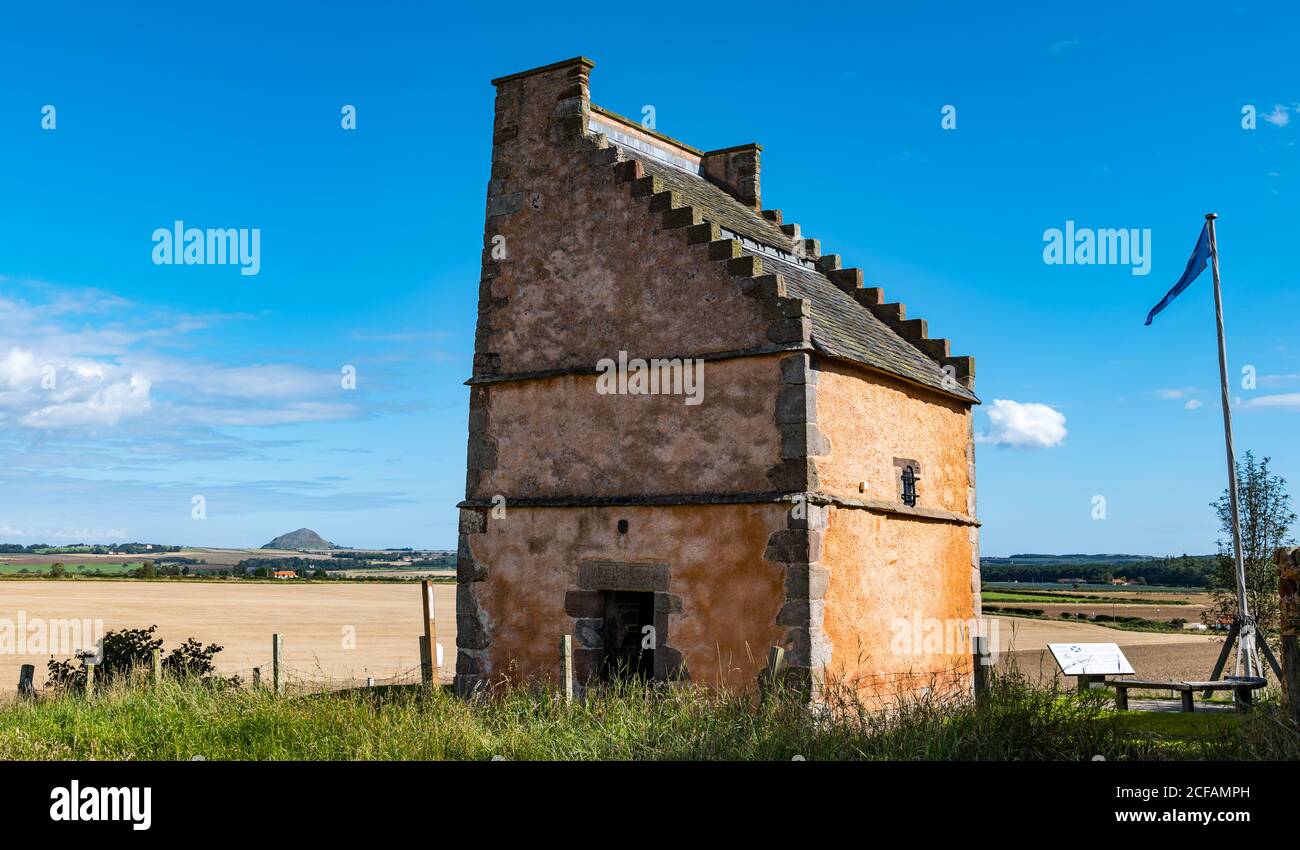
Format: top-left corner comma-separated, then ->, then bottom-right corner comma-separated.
601,591 -> 655,681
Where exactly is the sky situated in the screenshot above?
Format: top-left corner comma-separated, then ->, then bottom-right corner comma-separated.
1,2 -> 1298,555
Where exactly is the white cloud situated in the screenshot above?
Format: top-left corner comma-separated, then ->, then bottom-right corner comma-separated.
0,285 -> 355,433
1259,373 -> 1300,388
1241,393 -> 1300,410
123,357 -> 337,401
21,374 -> 153,428
0,346 -> 153,429
977,399 -> 1067,449
171,400 -> 358,427
0,523 -> 129,541
1156,388 -> 1203,410
1263,105 -> 1292,127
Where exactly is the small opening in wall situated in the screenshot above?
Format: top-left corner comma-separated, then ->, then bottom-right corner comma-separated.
617,519 -> 629,534
901,465 -> 919,507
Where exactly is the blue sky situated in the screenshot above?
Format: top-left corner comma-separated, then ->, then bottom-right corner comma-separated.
1,2 -> 1297,554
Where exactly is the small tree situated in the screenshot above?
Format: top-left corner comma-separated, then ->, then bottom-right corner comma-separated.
48,562 -> 66,578
1207,451 -> 1296,633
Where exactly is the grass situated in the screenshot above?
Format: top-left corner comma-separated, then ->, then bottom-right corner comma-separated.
1,667 -> 1296,761
1110,710 -> 1238,739
983,582 -> 1208,594
0,561 -> 138,575
982,590 -> 1192,606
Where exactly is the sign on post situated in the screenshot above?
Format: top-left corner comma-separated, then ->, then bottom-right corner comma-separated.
1050,642 -> 1133,693
1049,642 -> 1134,676
420,579 -> 439,683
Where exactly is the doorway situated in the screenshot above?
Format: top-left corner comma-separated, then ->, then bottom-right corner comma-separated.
601,591 -> 655,681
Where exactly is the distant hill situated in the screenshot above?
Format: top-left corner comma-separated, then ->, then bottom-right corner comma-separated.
262,529 -> 334,550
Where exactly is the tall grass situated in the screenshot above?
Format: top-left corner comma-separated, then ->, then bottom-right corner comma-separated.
0,667 -> 1295,760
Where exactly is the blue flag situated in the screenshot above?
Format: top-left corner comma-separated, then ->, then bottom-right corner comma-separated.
1145,222 -> 1211,325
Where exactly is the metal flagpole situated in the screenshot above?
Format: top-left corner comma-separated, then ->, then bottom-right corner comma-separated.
1205,212 -> 1260,679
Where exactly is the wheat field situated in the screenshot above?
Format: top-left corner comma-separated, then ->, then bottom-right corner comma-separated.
0,579 -> 457,697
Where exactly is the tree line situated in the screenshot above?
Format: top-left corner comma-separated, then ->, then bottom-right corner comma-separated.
982,555 -> 1217,587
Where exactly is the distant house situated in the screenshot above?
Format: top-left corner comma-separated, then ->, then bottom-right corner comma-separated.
273,570 -> 297,579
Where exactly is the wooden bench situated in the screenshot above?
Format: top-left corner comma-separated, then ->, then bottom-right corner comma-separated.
1105,676 -> 1267,712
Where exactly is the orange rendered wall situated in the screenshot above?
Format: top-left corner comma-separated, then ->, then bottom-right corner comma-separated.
463,503 -> 789,690
820,507 -> 976,700
813,359 -> 973,516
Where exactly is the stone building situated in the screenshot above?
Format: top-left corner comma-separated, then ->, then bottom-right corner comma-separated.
457,57 -> 981,701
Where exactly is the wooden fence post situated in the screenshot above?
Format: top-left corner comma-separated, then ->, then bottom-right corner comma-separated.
17,664 -> 35,699
419,636 -> 432,685
561,635 -> 574,702
972,635 -> 990,702
1279,548 -> 1300,724
252,667 -> 261,689
421,579 -> 439,682
151,648 -> 161,686
271,633 -> 284,695
84,660 -> 96,696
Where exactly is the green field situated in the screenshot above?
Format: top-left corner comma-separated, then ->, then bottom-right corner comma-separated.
0,561 -> 139,576
981,590 -> 1192,606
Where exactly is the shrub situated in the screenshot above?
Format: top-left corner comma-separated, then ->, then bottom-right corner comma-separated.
45,625 -> 238,693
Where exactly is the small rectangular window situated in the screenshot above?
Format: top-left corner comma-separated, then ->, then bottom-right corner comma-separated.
901,465 -> 919,506
892,458 -> 922,507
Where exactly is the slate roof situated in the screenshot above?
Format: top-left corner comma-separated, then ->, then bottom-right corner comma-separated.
756,252 -> 977,402
633,155 -> 791,247
625,152 -> 979,403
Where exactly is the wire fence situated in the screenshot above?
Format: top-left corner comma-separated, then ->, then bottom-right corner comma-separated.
215,658 -> 439,693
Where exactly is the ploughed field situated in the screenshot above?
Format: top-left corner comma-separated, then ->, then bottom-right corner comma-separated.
983,588 -> 1215,624
982,586 -> 1231,681
989,615 -> 1228,683
0,580 -> 456,697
